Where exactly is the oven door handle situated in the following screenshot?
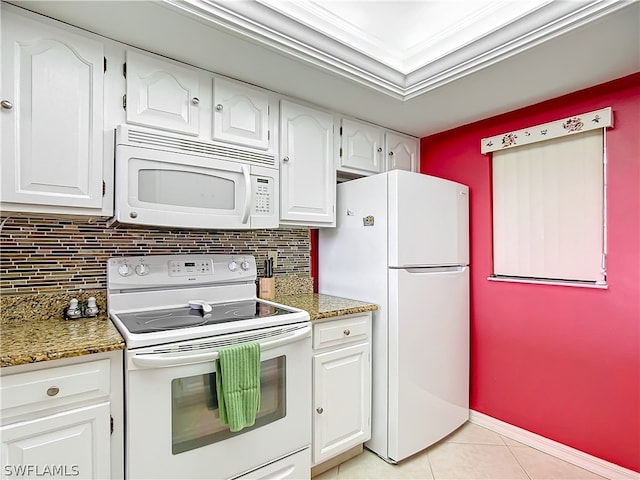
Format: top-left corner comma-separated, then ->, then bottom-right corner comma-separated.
130,325 -> 311,368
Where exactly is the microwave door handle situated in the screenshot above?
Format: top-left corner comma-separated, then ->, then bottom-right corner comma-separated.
241,164 -> 251,224
130,325 -> 311,369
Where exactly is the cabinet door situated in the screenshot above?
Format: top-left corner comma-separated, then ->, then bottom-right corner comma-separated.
280,100 -> 335,226
385,132 -> 419,172
1,12 -> 104,209
1,402 -> 111,479
340,118 -> 384,174
213,77 -> 269,149
125,50 -> 200,135
313,343 -> 370,464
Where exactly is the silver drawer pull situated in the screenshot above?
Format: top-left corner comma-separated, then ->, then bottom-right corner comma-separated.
46,386 -> 60,397
316,407 -> 324,414
1,100 -> 13,110
344,329 -> 351,336
215,103 -> 223,111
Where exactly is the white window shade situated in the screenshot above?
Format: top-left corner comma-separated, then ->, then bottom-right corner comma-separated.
492,129 -> 605,283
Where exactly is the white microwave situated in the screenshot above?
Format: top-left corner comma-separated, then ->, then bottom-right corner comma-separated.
113,125 -> 279,230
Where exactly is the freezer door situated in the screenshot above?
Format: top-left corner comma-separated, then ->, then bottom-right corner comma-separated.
388,171 -> 469,267
387,266 -> 469,462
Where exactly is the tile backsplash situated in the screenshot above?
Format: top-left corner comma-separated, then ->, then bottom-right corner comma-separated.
1,216 -> 310,295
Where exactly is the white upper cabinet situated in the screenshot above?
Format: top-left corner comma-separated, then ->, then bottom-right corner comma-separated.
125,50 -> 200,135
280,100 -> 335,226
385,131 -> 419,172
1,8 -> 106,213
338,118 -> 384,175
212,77 -> 270,150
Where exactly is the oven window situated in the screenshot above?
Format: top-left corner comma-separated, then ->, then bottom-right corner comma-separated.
138,169 -> 235,210
171,356 -> 286,454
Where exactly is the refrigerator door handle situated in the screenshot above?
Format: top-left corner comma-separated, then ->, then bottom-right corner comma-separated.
399,266 -> 468,274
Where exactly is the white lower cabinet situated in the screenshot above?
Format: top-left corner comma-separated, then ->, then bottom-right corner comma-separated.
0,351 -> 124,480
1,403 -> 111,479
312,313 -> 371,466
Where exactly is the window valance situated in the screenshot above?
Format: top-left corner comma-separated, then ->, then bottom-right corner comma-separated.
481,107 -> 612,154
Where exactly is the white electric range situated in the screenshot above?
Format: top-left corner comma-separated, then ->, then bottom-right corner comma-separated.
107,254 -> 311,480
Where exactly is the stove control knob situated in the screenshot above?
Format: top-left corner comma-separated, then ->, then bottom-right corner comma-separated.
241,260 -> 250,271
118,264 -> 132,277
228,260 -> 238,272
135,263 -> 149,276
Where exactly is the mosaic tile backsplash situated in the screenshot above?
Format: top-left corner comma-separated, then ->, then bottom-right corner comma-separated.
1,216 -> 311,295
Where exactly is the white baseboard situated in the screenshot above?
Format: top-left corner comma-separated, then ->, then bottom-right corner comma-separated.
469,410 -> 639,480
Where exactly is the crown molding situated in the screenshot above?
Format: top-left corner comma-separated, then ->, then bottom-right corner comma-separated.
161,0 -> 631,100
403,0 -> 634,99
163,0 -> 407,98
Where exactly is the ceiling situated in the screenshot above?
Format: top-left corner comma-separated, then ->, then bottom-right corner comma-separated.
7,0 -> 640,137
252,0 -> 552,75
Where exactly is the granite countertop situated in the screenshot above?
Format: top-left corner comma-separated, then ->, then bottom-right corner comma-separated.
0,278 -> 376,368
1,291 -> 125,368
274,293 -> 378,320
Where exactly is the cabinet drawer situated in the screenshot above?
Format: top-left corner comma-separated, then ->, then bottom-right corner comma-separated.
0,359 -> 110,414
313,315 -> 369,350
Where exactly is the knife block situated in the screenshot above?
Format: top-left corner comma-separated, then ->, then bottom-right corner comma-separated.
258,277 -> 275,301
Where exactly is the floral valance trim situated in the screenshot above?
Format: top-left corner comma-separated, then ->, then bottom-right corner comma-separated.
480,107 -> 613,154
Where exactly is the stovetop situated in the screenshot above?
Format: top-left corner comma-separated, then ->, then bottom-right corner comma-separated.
116,300 -> 294,334
106,254 -> 310,349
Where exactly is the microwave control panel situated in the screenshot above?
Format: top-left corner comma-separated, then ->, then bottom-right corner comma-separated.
252,176 -> 274,215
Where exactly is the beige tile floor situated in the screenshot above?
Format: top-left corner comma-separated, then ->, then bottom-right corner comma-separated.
314,422 -> 608,480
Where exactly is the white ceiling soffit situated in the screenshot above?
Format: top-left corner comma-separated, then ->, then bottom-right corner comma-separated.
165,0 -> 633,100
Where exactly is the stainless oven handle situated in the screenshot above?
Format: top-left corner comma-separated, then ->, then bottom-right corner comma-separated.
241,164 -> 251,224
130,325 -> 311,368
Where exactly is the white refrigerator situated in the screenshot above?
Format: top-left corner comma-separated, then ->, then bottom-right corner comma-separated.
318,170 -> 469,463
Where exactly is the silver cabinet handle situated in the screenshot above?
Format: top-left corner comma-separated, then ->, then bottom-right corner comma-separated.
215,104 -> 223,111
344,329 -> 351,336
47,386 -> 60,397
191,97 -> 200,105
1,100 -> 13,110
283,156 -> 290,162
316,407 -> 324,414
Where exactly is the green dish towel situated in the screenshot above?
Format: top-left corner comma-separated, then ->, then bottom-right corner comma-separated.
215,343 -> 261,432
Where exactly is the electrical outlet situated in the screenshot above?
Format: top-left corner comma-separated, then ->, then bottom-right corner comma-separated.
267,250 -> 278,268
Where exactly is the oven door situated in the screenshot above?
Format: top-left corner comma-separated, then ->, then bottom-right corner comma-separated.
114,143 -> 278,230
125,323 -> 311,480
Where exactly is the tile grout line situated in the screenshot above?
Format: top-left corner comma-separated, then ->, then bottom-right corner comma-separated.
503,437 -> 533,480
425,449 -> 436,480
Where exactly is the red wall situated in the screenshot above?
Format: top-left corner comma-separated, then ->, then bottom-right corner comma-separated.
421,73 -> 640,472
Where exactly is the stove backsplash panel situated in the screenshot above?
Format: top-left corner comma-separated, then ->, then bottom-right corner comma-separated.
1,216 -> 310,295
